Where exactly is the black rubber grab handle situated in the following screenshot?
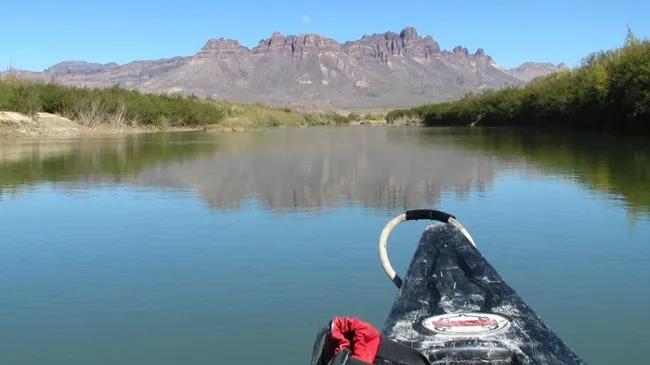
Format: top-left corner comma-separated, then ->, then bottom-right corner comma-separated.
404,209 -> 455,223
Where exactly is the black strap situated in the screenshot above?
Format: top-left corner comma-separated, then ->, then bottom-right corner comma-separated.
375,337 -> 431,365
404,209 -> 455,223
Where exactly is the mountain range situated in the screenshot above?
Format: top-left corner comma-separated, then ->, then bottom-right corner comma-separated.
5,27 -> 568,108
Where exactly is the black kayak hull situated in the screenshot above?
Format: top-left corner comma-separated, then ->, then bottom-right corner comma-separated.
378,222 -> 588,365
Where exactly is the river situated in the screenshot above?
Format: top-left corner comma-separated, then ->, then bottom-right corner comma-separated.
1,126 -> 648,365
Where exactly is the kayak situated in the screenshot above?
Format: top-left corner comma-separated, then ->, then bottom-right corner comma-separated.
310,209 -> 588,365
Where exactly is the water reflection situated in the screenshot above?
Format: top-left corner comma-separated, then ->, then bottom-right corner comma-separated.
1,126 -> 649,365
418,128 -> 650,216
128,127 -> 502,211
2,126 -> 649,217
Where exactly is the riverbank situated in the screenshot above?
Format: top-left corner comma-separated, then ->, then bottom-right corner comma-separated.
386,29 -> 650,136
0,110 -> 391,138
0,75 -> 390,138
0,111 -> 197,137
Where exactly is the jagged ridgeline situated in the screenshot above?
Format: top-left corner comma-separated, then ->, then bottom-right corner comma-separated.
2,27 -> 565,108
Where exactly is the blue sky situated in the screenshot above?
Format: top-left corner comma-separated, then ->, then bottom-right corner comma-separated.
2,0 -> 648,71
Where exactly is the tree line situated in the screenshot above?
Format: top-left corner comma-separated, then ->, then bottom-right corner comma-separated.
0,75 -> 385,128
387,29 -> 649,135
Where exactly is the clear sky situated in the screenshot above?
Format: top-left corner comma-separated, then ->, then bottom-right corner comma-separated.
2,0 -> 648,71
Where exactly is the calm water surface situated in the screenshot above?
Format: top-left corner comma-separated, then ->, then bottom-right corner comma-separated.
1,127 -> 649,365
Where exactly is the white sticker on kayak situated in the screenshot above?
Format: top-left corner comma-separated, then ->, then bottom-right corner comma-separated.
422,312 -> 510,335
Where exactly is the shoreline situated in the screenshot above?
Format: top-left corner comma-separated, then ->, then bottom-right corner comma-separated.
5,109 -> 648,139
0,111 -> 395,138
0,112 -> 195,138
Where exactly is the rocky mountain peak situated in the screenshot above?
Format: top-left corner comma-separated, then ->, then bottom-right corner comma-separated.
452,45 -> 470,56
268,32 -> 287,47
195,27 -> 477,64
343,26 -> 442,61
400,26 -> 419,41
45,61 -> 119,75
196,38 -> 249,58
251,32 -> 341,56
297,34 -> 341,53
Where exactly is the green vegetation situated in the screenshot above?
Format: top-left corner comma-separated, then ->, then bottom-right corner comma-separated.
387,29 -> 650,135
0,75 -> 385,129
363,113 -> 386,121
0,77 -> 229,127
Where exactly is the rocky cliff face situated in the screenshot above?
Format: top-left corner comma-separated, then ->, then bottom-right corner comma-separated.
342,27 -> 442,61
251,33 -> 342,57
196,38 -> 249,58
6,27 -> 567,108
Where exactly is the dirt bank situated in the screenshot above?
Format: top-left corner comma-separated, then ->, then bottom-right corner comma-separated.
0,111 -> 396,138
0,111 -> 217,138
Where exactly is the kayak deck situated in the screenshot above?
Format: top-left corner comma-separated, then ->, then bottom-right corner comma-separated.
378,222 -> 587,365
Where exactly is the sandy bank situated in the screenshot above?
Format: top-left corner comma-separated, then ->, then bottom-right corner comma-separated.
0,111 -> 399,138
0,112 -> 263,138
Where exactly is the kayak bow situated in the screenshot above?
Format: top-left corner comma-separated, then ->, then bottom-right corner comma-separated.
311,209 -> 588,365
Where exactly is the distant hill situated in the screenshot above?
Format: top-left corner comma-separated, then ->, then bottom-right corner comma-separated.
506,61 -> 569,82
4,27 -> 567,108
